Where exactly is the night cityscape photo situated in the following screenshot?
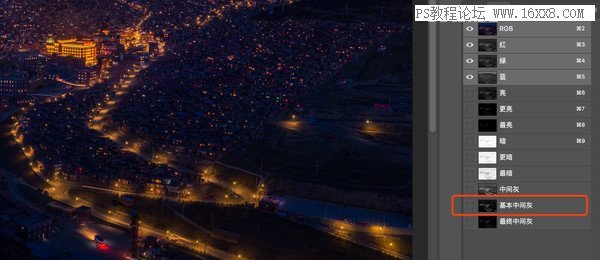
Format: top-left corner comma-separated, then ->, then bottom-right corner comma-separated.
0,0 -> 412,259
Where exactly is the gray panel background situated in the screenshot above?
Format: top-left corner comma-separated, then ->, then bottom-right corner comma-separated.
430,0 -> 596,259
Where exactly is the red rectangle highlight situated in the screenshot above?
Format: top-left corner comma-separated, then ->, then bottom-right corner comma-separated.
451,194 -> 589,217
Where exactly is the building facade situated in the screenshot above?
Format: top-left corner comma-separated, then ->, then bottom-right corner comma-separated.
0,71 -> 32,95
77,68 -> 99,86
45,38 -> 98,67
16,213 -> 53,240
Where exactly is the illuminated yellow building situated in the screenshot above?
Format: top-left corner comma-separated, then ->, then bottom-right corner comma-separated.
45,37 -> 98,67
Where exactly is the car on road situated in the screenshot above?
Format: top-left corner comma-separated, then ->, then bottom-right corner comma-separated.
94,234 -> 110,250
94,234 -> 105,245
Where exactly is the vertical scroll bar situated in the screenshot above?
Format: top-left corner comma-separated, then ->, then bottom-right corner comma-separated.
428,6 -> 437,133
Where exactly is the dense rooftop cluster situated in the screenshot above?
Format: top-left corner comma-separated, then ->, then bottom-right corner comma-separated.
0,0 -> 140,52
107,11 -> 399,162
19,61 -> 180,185
2,1 -> 410,258
14,0 -> 400,184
